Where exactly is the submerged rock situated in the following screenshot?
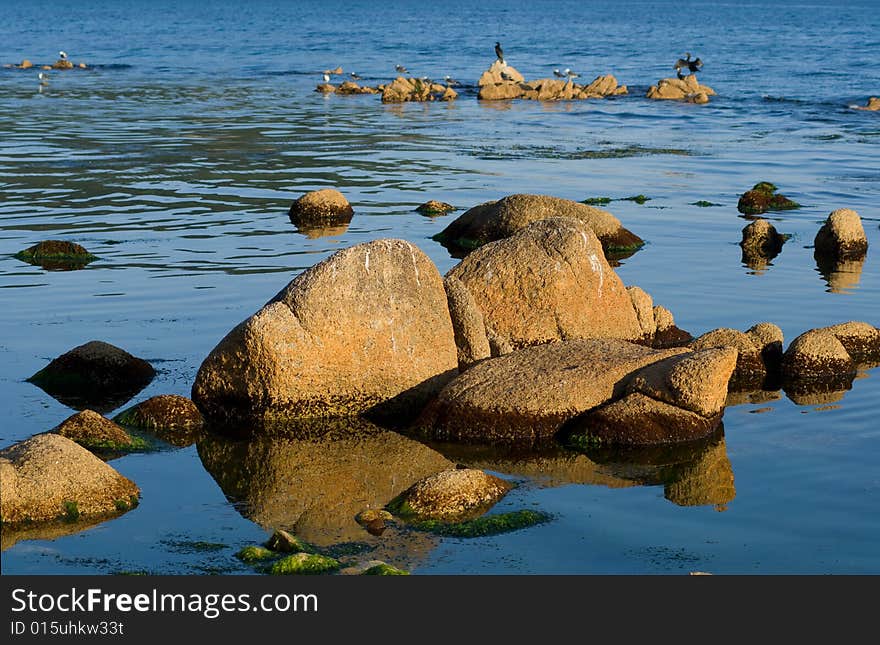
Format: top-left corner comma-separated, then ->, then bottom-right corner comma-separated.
433,193 -> 644,258
416,200 -> 455,216
417,338 -> 689,444
445,218 -> 644,350
27,340 -> 155,412
737,182 -> 800,215
14,240 -> 97,270
0,434 -> 139,525
52,409 -> 146,453
288,188 -> 354,229
646,74 -> 715,102
192,239 -> 458,427
813,208 -> 868,259
388,469 -> 513,521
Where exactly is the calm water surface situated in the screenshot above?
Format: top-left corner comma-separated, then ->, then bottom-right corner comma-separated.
1,0 -> 879,574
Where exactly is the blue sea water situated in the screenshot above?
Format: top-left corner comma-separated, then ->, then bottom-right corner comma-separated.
1,0 -> 879,574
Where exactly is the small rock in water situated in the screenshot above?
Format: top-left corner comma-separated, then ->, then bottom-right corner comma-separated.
416,200 -> 455,216
53,409 -> 147,453
814,208 -> 868,259
388,469 -> 513,521
288,188 -> 354,229
14,240 -> 97,270
736,182 -> 800,215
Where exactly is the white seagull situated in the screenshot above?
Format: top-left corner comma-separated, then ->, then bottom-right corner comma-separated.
564,68 -> 579,79
444,75 -> 459,86
38,72 -> 49,85
322,72 -> 330,83
59,51 -> 68,60
395,64 -> 408,74
553,69 -> 565,78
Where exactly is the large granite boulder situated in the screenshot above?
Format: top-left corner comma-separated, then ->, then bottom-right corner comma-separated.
445,218 -> 644,351
192,239 -> 458,428
814,209 -> 868,259
0,434 -> 139,525
781,321 -> 880,382
434,193 -> 643,257
288,189 -> 354,230
417,338 -> 690,444
27,340 -> 155,412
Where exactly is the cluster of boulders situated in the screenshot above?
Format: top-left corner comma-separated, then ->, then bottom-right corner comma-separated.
381,77 -> 457,103
4,58 -> 87,70
316,80 -> 379,95
477,61 -> 627,101
646,74 -> 715,104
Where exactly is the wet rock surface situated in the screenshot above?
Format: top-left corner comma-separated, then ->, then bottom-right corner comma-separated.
52,409 -> 146,453
814,208 -> 868,259
388,468 -> 513,521
14,240 -> 97,270
288,188 -> 354,230
737,182 -> 800,215
646,74 -> 715,102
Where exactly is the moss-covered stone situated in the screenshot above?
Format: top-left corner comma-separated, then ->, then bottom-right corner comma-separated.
406,509 -> 551,538
62,501 -> 80,522
269,553 -> 340,575
737,182 -> 800,215
235,545 -> 276,563
362,563 -> 410,575
582,197 -> 612,205
14,240 -> 97,270
691,201 -> 721,207
621,195 -> 650,204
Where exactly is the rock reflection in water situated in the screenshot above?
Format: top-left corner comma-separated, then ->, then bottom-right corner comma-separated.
293,224 -> 351,239
575,431 -> 735,510
1,514 -> 121,552
815,254 -> 866,294
197,418 -> 452,568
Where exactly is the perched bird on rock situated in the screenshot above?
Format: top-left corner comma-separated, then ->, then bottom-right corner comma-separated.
674,52 -> 703,74
553,69 -> 566,78
322,72 -> 330,83
495,41 -> 505,64
444,75 -> 459,86
59,51 -> 68,60
500,70 -> 515,82
395,64 -> 408,74
350,72 -> 362,80
564,68 -> 579,79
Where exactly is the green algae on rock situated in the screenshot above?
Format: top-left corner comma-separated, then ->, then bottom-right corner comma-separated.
416,200 -> 456,216
235,545 -> 276,563
737,182 -> 801,215
265,529 -> 315,554
269,553 -> 340,575
362,563 -> 410,575
403,509 -> 552,538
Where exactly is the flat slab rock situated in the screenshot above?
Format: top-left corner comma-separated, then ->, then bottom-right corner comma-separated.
417,338 -> 689,444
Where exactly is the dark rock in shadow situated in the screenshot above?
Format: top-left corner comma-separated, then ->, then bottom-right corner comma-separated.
27,341 -> 155,413
14,240 -> 97,271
